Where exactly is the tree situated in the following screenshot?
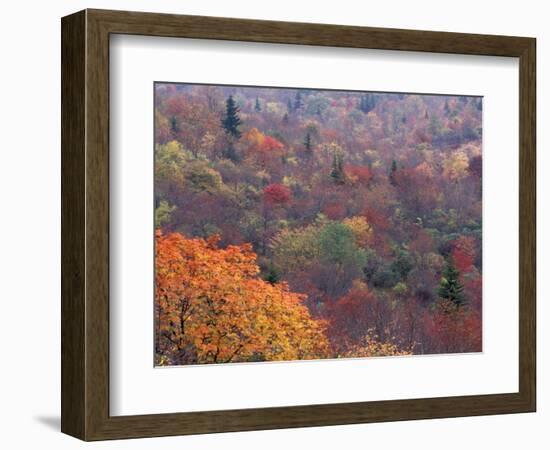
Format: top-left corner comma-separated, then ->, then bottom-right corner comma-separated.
255,97 -> 261,112
282,113 -> 289,124
294,91 -> 304,111
221,95 -> 242,139
303,132 -> 313,156
155,200 -> 176,228
169,115 -> 179,137
330,151 -> 346,184
444,98 -> 451,115
155,231 -> 329,365
438,260 -> 466,309
451,236 -> 476,273
263,183 -> 291,206
389,159 -> 398,186
358,93 -> 376,113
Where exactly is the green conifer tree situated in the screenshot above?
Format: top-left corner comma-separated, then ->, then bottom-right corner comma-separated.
287,98 -> 293,114
294,91 -> 304,111
221,95 -> 242,139
389,159 -> 398,186
170,115 -> 179,136
444,99 -> 451,115
438,261 -> 466,309
255,97 -> 261,112
303,132 -> 313,156
330,151 -> 346,184
282,113 -> 289,125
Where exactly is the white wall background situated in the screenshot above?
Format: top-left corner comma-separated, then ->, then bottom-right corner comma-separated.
0,0 -> 546,448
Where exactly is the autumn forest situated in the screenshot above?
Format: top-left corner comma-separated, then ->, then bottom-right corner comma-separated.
154,82 -> 483,366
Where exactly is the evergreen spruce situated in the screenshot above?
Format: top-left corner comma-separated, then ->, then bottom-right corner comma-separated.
444,99 -> 451,115
358,93 -> 376,113
222,143 -> 241,163
287,98 -> 293,114
476,98 -> 483,111
303,132 -> 313,156
221,95 -> 242,139
389,159 -> 398,186
255,97 -> 261,112
316,105 -> 323,118
264,265 -> 280,285
282,113 -> 289,125
438,260 -> 466,309
330,151 -> 346,184
294,91 -> 304,111
170,116 -> 179,136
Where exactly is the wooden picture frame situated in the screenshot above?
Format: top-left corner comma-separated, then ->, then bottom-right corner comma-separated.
61,9 -> 536,441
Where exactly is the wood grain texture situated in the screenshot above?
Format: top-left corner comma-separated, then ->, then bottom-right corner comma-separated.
61,10 -> 86,439
61,8 -> 536,441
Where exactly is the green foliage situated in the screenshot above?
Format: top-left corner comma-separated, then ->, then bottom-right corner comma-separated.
155,200 -> 176,228
444,99 -> 451,116
170,115 -> 179,136
303,132 -> 313,155
358,93 -> 376,113
372,267 -> 399,289
155,140 -> 190,194
221,95 -> 242,139
389,159 -> 398,186
184,161 -> 223,193
294,91 -> 304,111
222,143 -> 241,163
392,282 -> 408,297
263,265 -> 281,284
330,151 -> 346,184
438,260 -> 466,308
282,113 -> 289,124
270,223 -> 321,274
154,84 -> 483,359
305,95 -> 330,117
318,222 -> 367,270
390,249 -> 414,280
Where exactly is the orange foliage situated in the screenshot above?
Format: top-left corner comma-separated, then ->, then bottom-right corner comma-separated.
345,165 -> 373,185
244,128 -> 285,167
155,231 -> 329,365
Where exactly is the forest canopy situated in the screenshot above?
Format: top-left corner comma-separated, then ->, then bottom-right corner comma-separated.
154,83 -> 482,365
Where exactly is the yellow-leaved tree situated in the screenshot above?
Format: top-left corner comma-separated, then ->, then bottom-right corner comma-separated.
155,231 -> 329,365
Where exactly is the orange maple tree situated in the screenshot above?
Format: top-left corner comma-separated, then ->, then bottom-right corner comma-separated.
155,230 -> 329,365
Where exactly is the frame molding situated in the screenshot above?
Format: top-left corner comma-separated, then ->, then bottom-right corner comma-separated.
61,9 -> 536,440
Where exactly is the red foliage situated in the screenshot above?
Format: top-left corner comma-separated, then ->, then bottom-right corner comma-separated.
423,303 -> 482,354
263,184 -> 291,206
463,274 -> 482,311
346,165 -> 373,185
326,283 -> 391,353
364,207 -> 391,231
261,135 -> 284,152
469,155 -> 482,178
322,202 -> 347,220
451,236 -> 476,273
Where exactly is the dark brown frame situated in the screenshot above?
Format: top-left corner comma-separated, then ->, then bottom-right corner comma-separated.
61,9 -> 536,441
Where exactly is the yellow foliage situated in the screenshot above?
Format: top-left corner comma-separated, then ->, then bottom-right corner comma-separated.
341,331 -> 412,358
156,231 -> 329,365
342,216 -> 373,247
443,150 -> 469,180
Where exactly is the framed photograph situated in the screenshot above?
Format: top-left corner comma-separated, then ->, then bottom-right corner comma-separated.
61,9 -> 536,440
